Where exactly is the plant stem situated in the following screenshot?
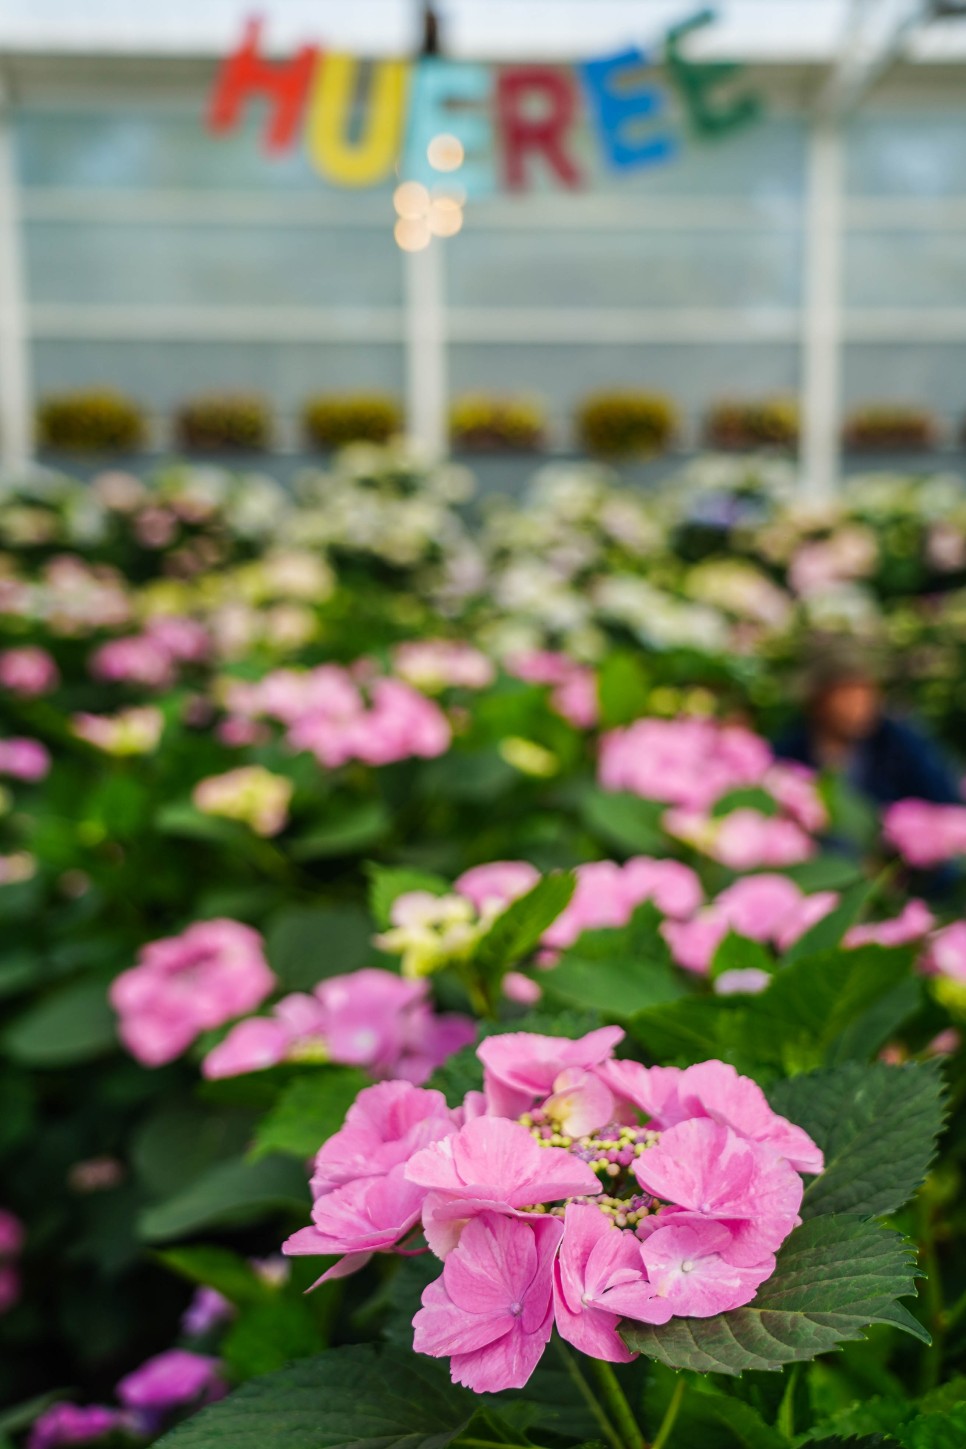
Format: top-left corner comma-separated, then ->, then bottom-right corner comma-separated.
554,1340 -> 626,1449
650,1376 -> 685,1449
587,1358 -> 645,1449
776,1365 -> 799,1440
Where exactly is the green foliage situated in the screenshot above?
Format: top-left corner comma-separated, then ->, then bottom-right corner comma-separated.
138,1154 -> 309,1242
622,1216 -> 926,1374
769,1060 -> 946,1220
249,1067 -> 369,1161
154,1345 -> 474,1449
3,978 -> 116,1065
468,871 -> 575,987
265,904 -> 373,990
367,865 -> 451,930
630,943 -> 916,1072
579,787 -> 667,855
705,397 -> 799,451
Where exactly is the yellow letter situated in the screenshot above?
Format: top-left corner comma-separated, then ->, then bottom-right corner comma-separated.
307,55 -> 409,187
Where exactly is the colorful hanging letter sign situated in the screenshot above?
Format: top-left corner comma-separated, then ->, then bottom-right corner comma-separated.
207,11 -> 761,193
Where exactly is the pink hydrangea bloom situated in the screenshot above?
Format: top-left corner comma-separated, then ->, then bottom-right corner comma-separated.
116,1349 -> 224,1410
283,1031 -> 819,1393
665,807 -> 815,869
144,615 -> 210,663
0,1263 -> 19,1315
0,736 -> 51,781
202,970 -> 474,1086
0,1208 -> 24,1258
27,1404 -> 121,1449
542,862 -> 636,951
478,1025 -> 624,1117
621,857 -> 703,920
661,876 -> 836,975
413,1212 -> 563,1392
89,635 -> 176,690
181,1285 -> 234,1338
310,1081 -> 458,1194
553,1204 -> 670,1361
846,899 -> 936,949
454,861 -> 540,915
638,1221 -> 774,1317
110,919 -> 275,1066
0,646 -> 59,696
406,1116 -> 601,1256
505,651 -> 598,728
920,922 -> 966,983
764,762 -> 828,833
285,1166 -> 428,1283
599,717 -> 772,812
882,799 -> 966,868
633,1118 -> 804,1266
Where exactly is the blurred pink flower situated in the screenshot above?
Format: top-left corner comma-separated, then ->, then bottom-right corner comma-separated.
882,799 -> 966,868
116,1349 -> 224,1410
600,717 -> 772,811
89,635 -> 176,690
27,1404 -> 121,1449
454,860 -> 540,915
846,899 -> 935,949
392,640 -> 495,693
920,921 -> 966,983
0,646 -> 59,696
0,736 -> 50,781
111,919 -> 275,1066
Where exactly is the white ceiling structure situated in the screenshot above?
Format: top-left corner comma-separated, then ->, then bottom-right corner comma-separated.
0,0 -> 964,64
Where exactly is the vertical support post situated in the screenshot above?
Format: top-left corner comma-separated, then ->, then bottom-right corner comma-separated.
0,85 -> 31,473
801,117 -> 844,498
404,238 -> 447,456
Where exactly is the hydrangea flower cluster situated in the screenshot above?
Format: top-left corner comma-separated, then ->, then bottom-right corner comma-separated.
663,805 -> 815,870
222,663 -> 451,768
192,764 -> 293,837
0,1208 -> 24,1315
0,736 -> 51,782
110,918 -> 276,1066
0,645 -> 59,696
202,967 -> 474,1085
882,798 -> 966,868
27,1350 -> 224,1449
376,857 -> 702,986
71,705 -> 165,756
663,873 -> 839,979
505,650 -> 599,729
598,717 -> 773,811
391,639 -> 495,693
283,1028 -> 821,1393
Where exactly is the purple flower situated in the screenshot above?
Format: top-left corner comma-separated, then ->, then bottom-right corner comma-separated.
28,1404 -> 121,1449
116,1348 -> 224,1411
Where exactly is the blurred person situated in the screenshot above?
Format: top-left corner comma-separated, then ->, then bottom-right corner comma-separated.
776,635 -> 960,808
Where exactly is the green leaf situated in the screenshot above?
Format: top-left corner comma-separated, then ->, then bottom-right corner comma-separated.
154,1344 -> 472,1449
739,945 -> 915,1071
711,787 -> 779,819
290,801 -> 390,861
782,880 -> 880,964
630,996 -> 746,1068
709,931 -> 775,983
368,865 -> 451,930
579,788 -> 667,855
3,979 -> 116,1065
782,856 -> 865,893
155,802 -> 240,844
154,1245 -> 270,1307
645,1374 -> 786,1448
769,1060 -> 946,1220
138,1154 -> 308,1243
265,905 -> 373,990
250,1068 -> 369,1161
543,951 -> 687,1019
470,873 -> 575,983
598,651 -> 650,728
896,1405 -> 966,1449
221,1296 -> 325,1381
621,1215 -> 926,1375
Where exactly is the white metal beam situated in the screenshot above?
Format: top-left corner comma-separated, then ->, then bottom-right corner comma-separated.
801,119 -> 844,498
0,84 -> 32,472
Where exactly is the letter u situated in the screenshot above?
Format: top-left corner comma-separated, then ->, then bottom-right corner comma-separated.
307,55 -> 409,187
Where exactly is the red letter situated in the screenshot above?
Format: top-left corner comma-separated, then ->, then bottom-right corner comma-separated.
497,67 -> 582,191
207,17 -> 317,153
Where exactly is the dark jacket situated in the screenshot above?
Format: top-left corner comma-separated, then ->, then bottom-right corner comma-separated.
775,714 -> 961,807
